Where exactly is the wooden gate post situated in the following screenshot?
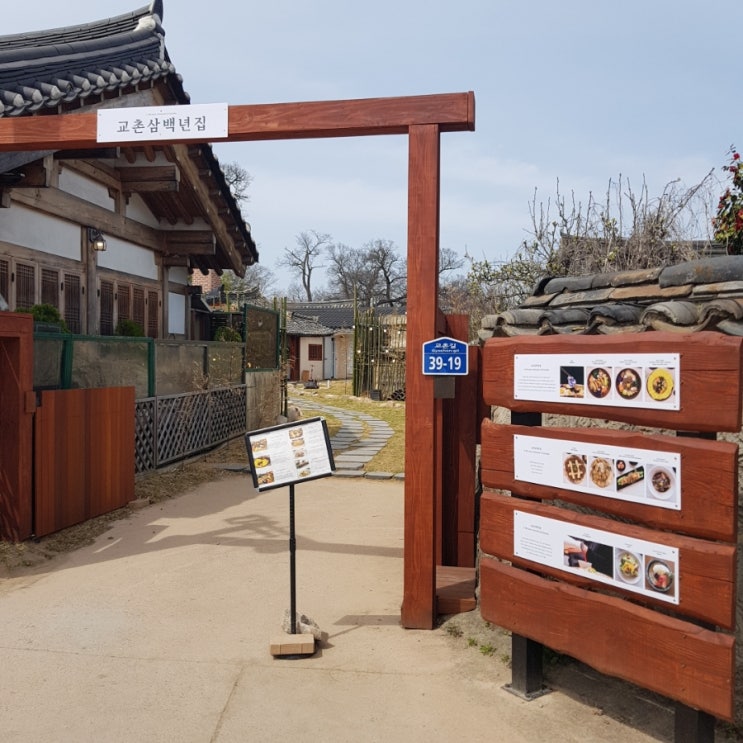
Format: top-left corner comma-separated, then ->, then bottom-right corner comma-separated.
401,124 -> 441,629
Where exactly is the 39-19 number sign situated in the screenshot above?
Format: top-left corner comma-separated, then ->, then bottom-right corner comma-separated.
422,336 -> 469,376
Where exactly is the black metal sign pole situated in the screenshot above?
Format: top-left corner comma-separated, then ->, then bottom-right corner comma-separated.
289,483 -> 297,635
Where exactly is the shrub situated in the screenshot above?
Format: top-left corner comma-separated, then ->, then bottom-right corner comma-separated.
115,319 -> 145,337
18,303 -> 69,332
213,326 -> 242,342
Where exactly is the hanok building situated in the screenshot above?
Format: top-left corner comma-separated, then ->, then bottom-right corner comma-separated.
0,1 -> 258,338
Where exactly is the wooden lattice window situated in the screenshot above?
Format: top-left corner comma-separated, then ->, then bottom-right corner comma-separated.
15,263 -> 35,309
41,268 -> 59,308
132,287 -> 145,329
117,283 -> 131,322
100,280 -> 114,335
308,343 -> 323,361
0,258 -> 8,306
64,274 -> 81,334
147,290 -> 159,338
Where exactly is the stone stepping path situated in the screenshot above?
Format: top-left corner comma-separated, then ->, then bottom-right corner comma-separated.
288,399 -> 401,480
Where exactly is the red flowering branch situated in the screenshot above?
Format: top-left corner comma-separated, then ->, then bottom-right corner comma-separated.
713,146 -> 743,255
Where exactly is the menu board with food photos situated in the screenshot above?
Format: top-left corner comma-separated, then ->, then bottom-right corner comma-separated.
513,510 -> 679,605
514,433 -> 681,510
514,353 -> 679,411
245,417 -> 335,491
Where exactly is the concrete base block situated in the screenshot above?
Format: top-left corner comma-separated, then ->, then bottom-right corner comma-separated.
269,633 -> 315,656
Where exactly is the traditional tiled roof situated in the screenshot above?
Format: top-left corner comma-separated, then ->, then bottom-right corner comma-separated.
288,302 -> 355,331
287,300 -> 402,331
0,1 -> 258,273
0,1 -> 175,116
479,256 -> 743,339
286,312 -> 334,337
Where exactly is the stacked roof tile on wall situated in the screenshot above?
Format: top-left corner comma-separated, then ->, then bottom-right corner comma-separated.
479,256 -> 743,340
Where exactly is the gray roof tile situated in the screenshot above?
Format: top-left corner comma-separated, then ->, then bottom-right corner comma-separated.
479,255 -> 743,339
0,2 -> 173,117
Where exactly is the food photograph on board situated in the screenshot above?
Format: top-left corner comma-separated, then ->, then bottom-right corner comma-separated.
646,557 -> 675,595
559,366 -> 585,398
646,367 -> 675,402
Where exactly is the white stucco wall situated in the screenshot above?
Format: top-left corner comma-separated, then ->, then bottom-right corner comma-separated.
97,236 -> 159,280
168,266 -> 189,286
298,336 -> 326,381
58,167 -> 115,211
125,193 -> 160,227
168,292 -> 186,335
0,205 -> 81,260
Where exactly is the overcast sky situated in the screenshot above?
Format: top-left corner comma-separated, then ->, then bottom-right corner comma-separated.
5,1 -> 742,293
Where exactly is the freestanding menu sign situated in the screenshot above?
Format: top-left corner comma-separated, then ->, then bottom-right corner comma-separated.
246,416 -> 335,492
245,417 -> 336,650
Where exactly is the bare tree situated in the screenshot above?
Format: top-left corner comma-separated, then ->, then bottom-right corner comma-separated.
220,264 -> 277,306
279,230 -> 331,301
525,173 -> 716,278
326,242 -> 380,304
222,161 -> 253,205
449,172 -> 719,339
364,239 -> 404,303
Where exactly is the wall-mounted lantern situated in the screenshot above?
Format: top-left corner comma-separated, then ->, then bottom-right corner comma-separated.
87,227 -> 107,251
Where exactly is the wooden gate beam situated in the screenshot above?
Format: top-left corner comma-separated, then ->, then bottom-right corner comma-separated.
0,93 -> 474,151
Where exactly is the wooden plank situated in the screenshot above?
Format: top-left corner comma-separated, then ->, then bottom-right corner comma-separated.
480,493 -> 737,629
87,387 -> 135,518
0,313 -> 34,541
0,93 -> 475,151
34,390 -> 87,537
480,420 -> 738,542
482,332 -> 743,432
441,315 -> 477,566
480,558 -> 735,721
119,165 -> 180,183
163,231 -> 216,255
402,124 -> 441,629
34,388 -> 135,537
436,565 -> 476,615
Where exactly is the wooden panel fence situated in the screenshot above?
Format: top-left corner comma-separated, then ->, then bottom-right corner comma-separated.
478,331 -> 741,730
34,387 -> 135,538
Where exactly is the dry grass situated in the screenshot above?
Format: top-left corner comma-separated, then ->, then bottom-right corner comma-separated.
0,439 -> 248,576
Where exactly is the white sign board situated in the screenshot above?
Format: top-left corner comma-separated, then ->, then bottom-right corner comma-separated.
513,510 -> 679,604
97,103 -> 229,143
514,352 -> 680,411
514,433 -> 681,510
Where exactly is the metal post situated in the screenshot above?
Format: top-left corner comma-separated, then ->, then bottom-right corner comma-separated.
289,483 -> 297,635
674,703 -> 715,743
507,410 -> 546,699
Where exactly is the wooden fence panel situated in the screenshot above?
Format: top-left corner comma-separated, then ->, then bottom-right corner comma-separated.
480,558 -> 735,721
480,492 -> 736,629
480,421 -> 739,542
34,387 -> 135,537
482,331 -> 743,432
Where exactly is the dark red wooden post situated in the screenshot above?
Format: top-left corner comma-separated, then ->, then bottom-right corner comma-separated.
401,124 -> 441,629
